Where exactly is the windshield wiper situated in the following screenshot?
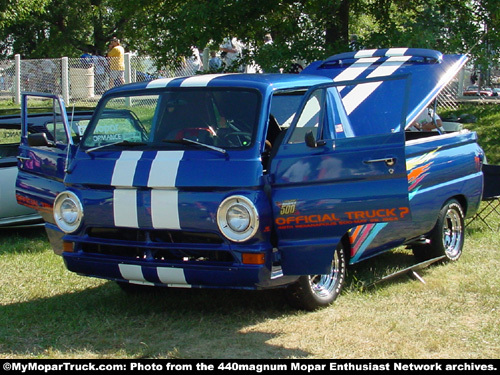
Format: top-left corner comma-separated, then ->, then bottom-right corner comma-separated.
162,138 -> 227,155
85,140 -> 146,153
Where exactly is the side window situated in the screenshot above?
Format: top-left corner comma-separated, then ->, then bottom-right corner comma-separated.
44,100 -> 69,144
45,121 -> 75,144
74,119 -> 90,137
270,91 -> 306,128
288,89 -> 324,144
25,96 -> 71,145
326,87 -> 354,139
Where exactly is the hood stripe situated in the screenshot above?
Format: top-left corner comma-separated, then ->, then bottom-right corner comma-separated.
147,151 -> 184,187
111,151 -> 143,187
148,151 -> 184,229
111,150 -> 185,229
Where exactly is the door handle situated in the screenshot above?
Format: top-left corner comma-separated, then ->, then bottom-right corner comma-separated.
16,156 -> 30,162
364,157 -> 396,166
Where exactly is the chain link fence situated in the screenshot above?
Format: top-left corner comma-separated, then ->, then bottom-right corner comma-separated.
0,54 -> 199,106
0,54 -> 497,110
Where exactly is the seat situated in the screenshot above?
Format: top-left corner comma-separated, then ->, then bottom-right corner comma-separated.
267,114 -> 282,146
467,164 -> 500,230
156,100 -> 210,141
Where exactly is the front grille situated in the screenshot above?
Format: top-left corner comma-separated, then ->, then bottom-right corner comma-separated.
81,243 -> 234,264
81,227 -> 234,264
87,227 -> 223,244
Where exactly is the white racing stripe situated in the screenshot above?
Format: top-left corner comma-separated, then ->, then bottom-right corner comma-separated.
119,264 -> 190,287
147,151 -> 184,187
148,151 -> 184,229
119,264 -> 154,286
112,151 -> 142,228
334,57 -> 379,84
114,188 -> 139,227
180,74 -> 226,87
342,56 -> 412,115
385,48 -> 410,57
151,189 -> 180,229
146,77 -> 176,88
353,49 -> 377,58
157,267 -> 190,287
111,151 -> 184,229
145,74 -> 226,89
334,49 -> 410,85
111,151 -> 143,187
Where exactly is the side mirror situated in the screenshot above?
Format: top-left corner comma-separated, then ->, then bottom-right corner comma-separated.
28,133 -> 54,147
305,130 -> 326,148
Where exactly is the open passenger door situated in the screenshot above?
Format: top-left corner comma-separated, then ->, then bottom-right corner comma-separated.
269,74 -> 413,276
271,48 -> 468,276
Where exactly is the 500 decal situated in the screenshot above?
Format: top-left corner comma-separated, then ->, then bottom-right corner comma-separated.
279,200 -> 297,215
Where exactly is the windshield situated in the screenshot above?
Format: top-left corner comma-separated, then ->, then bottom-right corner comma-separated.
81,88 -> 260,150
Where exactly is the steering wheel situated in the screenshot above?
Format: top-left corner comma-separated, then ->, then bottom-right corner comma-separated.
220,131 -> 252,147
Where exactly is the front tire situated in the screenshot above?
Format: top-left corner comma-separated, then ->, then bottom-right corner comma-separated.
285,242 -> 347,311
413,199 -> 465,262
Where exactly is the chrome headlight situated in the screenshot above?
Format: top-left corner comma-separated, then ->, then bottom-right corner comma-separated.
53,191 -> 83,233
217,195 -> 259,242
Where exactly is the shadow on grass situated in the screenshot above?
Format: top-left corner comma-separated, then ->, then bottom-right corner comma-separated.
344,248 -> 422,293
0,250 -> 427,359
0,228 -> 471,358
0,279 -> 309,359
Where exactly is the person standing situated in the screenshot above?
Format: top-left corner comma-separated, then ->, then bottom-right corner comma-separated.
219,37 -> 243,72
107,37 -> 125,87
209,51 -> 222,72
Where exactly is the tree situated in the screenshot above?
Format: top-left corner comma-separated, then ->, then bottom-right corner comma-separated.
120,0 -> 500,72
0,0 -> 130,58
1,0 -> 499,77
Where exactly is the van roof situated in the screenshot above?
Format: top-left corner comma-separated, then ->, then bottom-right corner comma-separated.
106,73 -> 332,95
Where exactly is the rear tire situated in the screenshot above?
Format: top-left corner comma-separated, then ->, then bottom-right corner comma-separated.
285,242 -> 346,311
413,199 -> 465,262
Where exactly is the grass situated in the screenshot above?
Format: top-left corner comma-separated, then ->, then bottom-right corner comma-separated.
0,222 -> 498,359
0,102 -> 499,359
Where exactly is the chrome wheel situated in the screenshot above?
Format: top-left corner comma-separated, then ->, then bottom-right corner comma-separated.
442,204 -> 464,260
309,249 -> 342,299
412,199 -> 464,262
285,242 -> 346,310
